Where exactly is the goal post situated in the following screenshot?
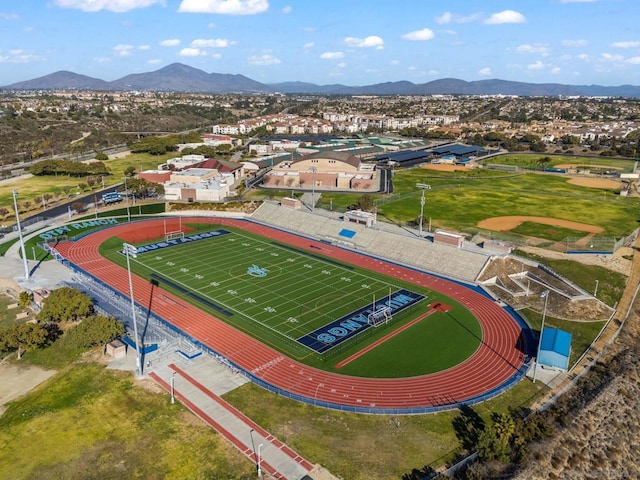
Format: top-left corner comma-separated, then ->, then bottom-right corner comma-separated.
368,306 -> 393,327
165,231 -> 185,242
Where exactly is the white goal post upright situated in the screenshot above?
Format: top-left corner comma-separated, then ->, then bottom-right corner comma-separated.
164,217 -> 185,242
368,290 -> 393,327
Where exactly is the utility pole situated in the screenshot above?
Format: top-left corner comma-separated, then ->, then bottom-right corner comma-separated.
416,183 -> 431,238
12,190 -> 29,281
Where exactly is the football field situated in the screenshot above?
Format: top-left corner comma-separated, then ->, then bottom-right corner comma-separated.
127,227 -> 429,357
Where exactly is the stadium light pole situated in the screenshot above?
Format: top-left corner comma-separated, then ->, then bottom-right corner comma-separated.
310,166 -> 317,212
416,183 -> 431,238
594,280 -> 599,298
170,372 -> 176,404
12,190 -> 29,281
533,290 -> 550,383
257,443 -> 264,477
124,243 -> 142,377
123,176 -> 131,222
249,429 -> 258,473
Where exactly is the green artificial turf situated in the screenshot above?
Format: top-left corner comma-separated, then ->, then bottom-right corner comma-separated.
98,224 -> 483,378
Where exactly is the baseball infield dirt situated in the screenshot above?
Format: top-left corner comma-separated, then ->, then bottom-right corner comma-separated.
420,164 -> 470,172
477,216 -> 604,233
566,177 -> 623,189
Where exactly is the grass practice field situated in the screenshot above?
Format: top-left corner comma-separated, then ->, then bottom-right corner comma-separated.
101,224 -> 482,378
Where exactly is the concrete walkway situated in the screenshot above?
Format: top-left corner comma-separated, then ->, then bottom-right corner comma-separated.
114,347 -> 328,480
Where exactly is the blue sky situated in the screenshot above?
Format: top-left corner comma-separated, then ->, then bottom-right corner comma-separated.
1,0 -> 639,87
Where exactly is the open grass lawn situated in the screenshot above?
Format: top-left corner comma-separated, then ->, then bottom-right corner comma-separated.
0,362 -> 254,480
0,353 -> 545,480
360,169 -> 639,238
223,376 -> 545,480
480,153 -> 636,172
0,151 -> 173,222
511,221 -> 592,242
99,224 -> 482,377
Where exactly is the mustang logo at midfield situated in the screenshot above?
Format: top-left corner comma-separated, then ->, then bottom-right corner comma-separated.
247,264 -> 268,278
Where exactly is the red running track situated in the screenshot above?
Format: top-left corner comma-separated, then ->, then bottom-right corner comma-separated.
55,217 -> 529,413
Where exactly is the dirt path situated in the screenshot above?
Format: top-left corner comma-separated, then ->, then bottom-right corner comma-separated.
478,215 -> 603,234
0,363 -> 56,416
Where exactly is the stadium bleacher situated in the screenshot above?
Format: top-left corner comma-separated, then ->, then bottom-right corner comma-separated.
251,202 -> 488,283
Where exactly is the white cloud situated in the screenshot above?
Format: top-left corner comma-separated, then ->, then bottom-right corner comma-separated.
562,39 -> 588,47
303,42 -> 314,49
178,0 -> 268,15
577,53 -> 590,61
402,28 -> 435,41
390,60 -> 400,65
191,38 -> 235,48
527,60 -> 546,70
160,38 -> 181,47
139,45 -> 151,50
427,69 -> 439,76
179,47 -> 206,56
320,51 -> 344,60
626,56 -> 640,64
515,43 -> 550,56
282,5 -> 291,14
248,54 -> 280,65
0,12 -> 19,19
207,22 -> 216,28
478,67 -> 492,76
344,35 -> 384,49
148,58 -> 162,64
53,0 -> 163,13
611,41 -> 640,49
485,10 -> 526,25
94,56 -> 111,63
550,66 -> 561,74
561,0 -> 598,3
113,44 -> 134,56
337,62 -> 346,69
0,49 -> 41,63
600,53 -> 624,62
435,11 -> 481,24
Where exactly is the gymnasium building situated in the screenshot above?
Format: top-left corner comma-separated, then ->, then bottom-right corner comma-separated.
261,151 -> 378,192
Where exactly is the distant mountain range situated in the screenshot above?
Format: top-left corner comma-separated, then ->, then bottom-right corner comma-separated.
4,62 -> 640,97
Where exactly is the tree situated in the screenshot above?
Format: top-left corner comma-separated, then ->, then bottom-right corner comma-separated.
354,194 -> 374,211
452,405 -> 486,451
476,425 -> 511,463
37,286 -> 93,324
0,323 -> 48,359
71,201 -> 86,213
536,156 -> 552,169
95,152 -> 108,161
18,291 -> 33,308
124,166 -> 137,177
492,412 -> 516,444
65,315 -> 125,349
